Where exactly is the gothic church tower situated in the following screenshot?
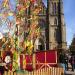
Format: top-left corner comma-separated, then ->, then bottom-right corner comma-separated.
46,0 -> 67,51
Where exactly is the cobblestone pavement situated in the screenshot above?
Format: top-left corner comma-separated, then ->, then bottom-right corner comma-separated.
64,63 -> 75,75
65,70 -> 75,75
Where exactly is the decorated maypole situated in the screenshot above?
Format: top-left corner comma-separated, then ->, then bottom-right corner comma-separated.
0,0 -> 41,71
0,0 -> 16,58
16,0 -> 41,69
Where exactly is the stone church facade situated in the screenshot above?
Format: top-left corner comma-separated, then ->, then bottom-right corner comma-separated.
24,0 -> 67,52
46,0 -> 67,51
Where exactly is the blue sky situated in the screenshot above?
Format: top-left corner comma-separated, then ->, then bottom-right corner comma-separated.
63,0 -> 75,46
43,0 -> 75,46
0,0 -> 75,46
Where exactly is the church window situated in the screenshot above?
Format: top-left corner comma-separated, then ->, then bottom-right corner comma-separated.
52,2 -> 54,14
53,2 -> 57,14
54,18 -> 58,25
35,38 -> 44,51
